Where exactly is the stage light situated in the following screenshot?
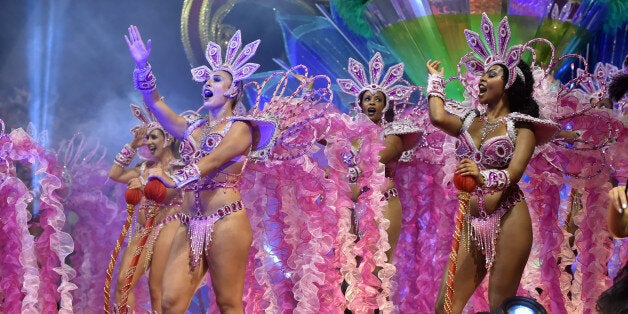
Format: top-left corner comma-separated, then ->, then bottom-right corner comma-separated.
492,296 -> 547,314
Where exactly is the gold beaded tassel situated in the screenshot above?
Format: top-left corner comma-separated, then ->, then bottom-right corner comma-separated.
118,200 -> 160,313
104,203 -> 136,314
444,191 -> 470,314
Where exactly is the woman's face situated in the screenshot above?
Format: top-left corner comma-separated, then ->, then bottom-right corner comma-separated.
145,129 -> 169,160
478,65 -> 506,105
360,90 -> 386,123
202,70 -> 234,109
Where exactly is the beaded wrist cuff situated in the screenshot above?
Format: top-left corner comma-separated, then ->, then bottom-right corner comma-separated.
480,169 -> 510,192
342,151 -> 362,183
133,63 -> 156,93
172,163 -> 201,188
113,144 -> 137,168
427,73 -> 446,101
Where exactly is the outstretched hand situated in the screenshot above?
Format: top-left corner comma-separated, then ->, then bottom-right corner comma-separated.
426,59 -> 444,76
125,25 -> 152,67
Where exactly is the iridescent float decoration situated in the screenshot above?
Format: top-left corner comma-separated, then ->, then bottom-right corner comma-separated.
361,0 -> 613,99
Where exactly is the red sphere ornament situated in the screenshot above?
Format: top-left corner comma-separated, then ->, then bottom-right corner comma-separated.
144,179 -> 168,203
453,173 -> 478,193
125,188 -> 143,205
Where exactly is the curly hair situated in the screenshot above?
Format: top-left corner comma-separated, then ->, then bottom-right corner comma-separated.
499,61 -> 539,118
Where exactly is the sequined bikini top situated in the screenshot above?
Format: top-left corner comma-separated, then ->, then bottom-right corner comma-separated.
455,111 -> 515,169
138,161 -> 184,207
179,114 -> 245,191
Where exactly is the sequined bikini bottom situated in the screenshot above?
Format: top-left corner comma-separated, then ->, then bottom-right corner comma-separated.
177,200 -> 244,269
469,186 -> 525,270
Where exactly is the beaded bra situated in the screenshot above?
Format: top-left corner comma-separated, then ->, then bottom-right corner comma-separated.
179,113 -> 243,191
455,111 -> 513,169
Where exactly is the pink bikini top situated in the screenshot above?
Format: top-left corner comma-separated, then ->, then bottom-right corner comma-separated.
178,114 -> 244,191
453,109 -> 560,170
455,111 -> 514,169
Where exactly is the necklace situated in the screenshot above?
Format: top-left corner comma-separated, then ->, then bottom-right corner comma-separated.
480,115 -> 503,143
201,117 -> 228,139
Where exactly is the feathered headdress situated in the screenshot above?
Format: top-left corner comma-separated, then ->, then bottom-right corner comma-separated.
190,30 -> 260,88
337,52 -> 413,111
460,13 -> 524,89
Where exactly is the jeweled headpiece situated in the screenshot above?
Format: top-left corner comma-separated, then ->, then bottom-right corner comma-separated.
461,13 -> 524,89
337,52 -> 412,109
129,103 -> 173,150
190,30 -> 260,86
576,62 -> 619,101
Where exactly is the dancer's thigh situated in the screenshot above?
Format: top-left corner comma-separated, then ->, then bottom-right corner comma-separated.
488,201 -> 532,310
206,209 -> 252,303
161,225 -> 208,306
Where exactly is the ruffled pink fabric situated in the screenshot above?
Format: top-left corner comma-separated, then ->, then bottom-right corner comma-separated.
0,177 -> 39,313
241,155 -> 346,313
391,113 -> 459,313
57,135 -> 146,312
0,125 -> 78,313
522,158 -> 568,313
517,63 -> 625,313
324,113 -> 392,313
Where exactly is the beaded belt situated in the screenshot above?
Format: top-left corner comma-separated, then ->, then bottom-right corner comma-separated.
179,200 -> 245,223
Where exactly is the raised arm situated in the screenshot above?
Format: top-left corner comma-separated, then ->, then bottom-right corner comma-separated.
125,25 -> 187,138
426,60 -> 463,137
109,125 -> 146,183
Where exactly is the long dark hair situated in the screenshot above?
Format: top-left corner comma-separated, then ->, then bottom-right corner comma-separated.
500,61 -> 539,118
609,73 -> 628,104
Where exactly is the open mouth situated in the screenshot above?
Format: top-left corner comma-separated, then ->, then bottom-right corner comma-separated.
148,145 -> 157,154
478,84 -> 487,96
203,89 -> 214,99
366,107 -> 377,115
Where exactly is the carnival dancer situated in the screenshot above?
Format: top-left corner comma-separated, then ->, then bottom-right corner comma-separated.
125,23 -> 337,312
124,24 -> 263,313
425,13 -> 561,312
107,104 -> 183,312
334,52 -> 418,312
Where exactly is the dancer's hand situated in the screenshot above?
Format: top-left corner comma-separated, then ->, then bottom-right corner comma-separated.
426,59 -> 444,76
557,129 -> 581,144
125,25 -> 152,67
127,177 -> 144,190
293,74 -> 314,88
455,158 -> 481,184
130,125 -> 148,149
609,185 -> 627,214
